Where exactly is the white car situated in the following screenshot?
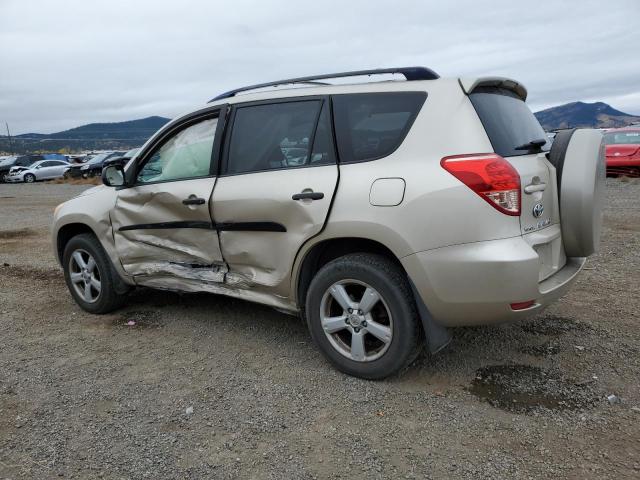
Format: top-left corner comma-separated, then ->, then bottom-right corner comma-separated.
5,159 -> 71,183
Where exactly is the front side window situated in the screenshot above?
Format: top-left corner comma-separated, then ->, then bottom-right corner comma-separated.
332,92 -> 426,163
137,117 -> 218,183
226,100 -> 321,175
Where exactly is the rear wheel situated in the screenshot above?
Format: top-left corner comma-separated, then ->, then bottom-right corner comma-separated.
306,253 -> 422,379
62,233 -> 125,314
24,173 -> 35,183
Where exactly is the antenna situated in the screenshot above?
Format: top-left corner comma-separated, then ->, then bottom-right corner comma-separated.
5,122 -> 13,155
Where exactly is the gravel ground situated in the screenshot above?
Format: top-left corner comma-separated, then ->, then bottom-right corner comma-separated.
1,179 -> 639,479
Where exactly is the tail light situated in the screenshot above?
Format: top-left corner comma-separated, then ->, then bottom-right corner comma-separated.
441,153 -> 521,216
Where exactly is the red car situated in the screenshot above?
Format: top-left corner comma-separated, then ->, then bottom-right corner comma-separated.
604,128 -> 640,177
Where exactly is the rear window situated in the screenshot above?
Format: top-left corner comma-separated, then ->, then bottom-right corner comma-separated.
332,92 -> 426,163
604,131 -> 640,145
470,87 -> 549,157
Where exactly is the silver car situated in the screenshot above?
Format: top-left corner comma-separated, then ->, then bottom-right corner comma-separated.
6,159 -> 70,183
52,67 -> 605,379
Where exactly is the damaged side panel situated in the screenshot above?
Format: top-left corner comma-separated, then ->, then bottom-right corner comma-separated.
111,177 -> 227,283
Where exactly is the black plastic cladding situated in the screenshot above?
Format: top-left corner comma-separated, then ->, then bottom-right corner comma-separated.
209,67 -> 440,102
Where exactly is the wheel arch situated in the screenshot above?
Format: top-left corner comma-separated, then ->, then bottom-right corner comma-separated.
56,222 -> 97,264
295,236 -> 404,312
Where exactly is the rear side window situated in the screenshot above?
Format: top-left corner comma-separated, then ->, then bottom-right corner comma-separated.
332,92 -> 426,163
470,87 -> 549,157
226,100 -> 322,175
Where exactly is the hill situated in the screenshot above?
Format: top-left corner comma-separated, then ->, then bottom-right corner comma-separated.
0,116 -> 170,154
534,102 -> 640,130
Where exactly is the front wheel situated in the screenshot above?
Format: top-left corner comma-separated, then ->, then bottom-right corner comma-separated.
62,233 -> 125,314
24,173 -> 36,183
305,253 -> 422,379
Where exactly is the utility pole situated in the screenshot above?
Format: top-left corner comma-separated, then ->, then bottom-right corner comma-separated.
5,122 -> 13,154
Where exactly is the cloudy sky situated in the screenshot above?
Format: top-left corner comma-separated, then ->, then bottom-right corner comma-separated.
1,0 -> 639,134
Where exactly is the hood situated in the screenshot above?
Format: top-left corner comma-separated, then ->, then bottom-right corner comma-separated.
606,144 -> 640,158
74,184 -> 108,198
9,166 -> 28,173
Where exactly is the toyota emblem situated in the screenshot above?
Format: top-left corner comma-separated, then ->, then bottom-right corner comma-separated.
532,203 -> 544,218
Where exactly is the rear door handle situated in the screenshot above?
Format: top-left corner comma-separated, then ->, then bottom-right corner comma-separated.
292,191 -> 324,201
182,196 -> 206,205
524,183 -> 546,194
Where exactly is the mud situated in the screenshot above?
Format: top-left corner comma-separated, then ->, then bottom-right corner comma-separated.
469,364 -> 599,413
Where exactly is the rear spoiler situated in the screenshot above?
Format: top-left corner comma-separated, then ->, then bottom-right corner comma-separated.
459,77 -> 528,101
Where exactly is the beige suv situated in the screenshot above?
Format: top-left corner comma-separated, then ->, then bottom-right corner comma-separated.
52,67 -> 605,379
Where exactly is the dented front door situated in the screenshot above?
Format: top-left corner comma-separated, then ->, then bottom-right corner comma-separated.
112,112 -> 227,285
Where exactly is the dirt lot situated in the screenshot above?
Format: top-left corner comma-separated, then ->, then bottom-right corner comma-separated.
1,180 -> 639,479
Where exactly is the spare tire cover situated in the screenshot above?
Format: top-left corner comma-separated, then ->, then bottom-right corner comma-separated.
554,129 -> 605,257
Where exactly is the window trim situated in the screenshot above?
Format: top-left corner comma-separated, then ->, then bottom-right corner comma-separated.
330,91 -> 427,165
122,104 -> 228,188
220,95 -> 333,177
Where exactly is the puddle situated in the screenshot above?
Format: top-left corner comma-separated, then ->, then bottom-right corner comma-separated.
520,343 -> 560,357
521,315 -> 590,336
113,310 -> 161,329
469,364 -> 597,413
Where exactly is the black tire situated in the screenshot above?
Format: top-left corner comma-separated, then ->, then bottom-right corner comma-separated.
24,173 -> 36,183
62,233 -> 126,314
547,128 -> 576,192
305,253 -> 422,380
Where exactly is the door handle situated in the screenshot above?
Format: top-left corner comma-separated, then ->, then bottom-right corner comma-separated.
292,191 -> 324,201
182,196 -> 206,205
524,183 -> 546,194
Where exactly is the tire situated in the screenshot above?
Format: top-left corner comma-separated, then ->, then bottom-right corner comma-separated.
305,253 -> 422,380
62,233 -> 126,314
24,173 -> 36,183
547,129 -> 576,191
548,129 -> 605,257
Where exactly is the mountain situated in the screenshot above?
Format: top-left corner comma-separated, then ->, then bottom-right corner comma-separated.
534,102 -> 640,130
3,101 -> 640,154
0,116 -> 171,154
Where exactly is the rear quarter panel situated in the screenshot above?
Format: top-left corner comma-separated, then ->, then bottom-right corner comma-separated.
292,80 -> 522,298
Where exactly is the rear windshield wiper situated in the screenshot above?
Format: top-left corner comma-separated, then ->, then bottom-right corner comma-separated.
514,138 -> 547,151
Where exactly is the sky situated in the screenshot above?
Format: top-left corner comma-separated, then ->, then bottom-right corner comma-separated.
1,0 -> 639,134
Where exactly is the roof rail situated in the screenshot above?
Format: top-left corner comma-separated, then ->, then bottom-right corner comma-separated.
209,66 -> 439,102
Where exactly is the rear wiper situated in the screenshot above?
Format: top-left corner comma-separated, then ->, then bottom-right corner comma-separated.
514,138 -> 547,151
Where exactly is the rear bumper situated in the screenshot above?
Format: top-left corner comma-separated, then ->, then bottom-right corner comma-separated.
402,234 -> 585,327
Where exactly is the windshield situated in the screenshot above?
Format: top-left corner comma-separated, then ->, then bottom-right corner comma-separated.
469,87 -> 549,157
87,153 -> 109,164
124,148 -> 140,158
604,131 -> 640,145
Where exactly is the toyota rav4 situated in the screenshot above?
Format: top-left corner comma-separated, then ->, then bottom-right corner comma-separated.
52,67 -> 605,379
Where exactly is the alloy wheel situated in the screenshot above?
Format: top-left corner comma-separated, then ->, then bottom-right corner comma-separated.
68,249 -> 101,303
319,279 -> 393,362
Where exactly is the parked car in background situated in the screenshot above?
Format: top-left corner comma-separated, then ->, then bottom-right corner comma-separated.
5,159 -> 70,183
52,67 -> 605,379
604,128 -> 640,177
65,152 -> 115,178
102,148 -> 140,170
79,151 -> 125,177
0,154 -> 44,182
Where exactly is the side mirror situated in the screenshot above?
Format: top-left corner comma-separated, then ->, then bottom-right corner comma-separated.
102,164 -> 125,187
